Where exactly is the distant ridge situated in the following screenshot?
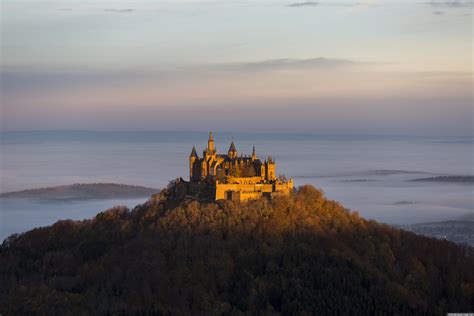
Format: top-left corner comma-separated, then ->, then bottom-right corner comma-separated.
0,183 -> 159,201
295,169 -> 431,179
400,220 -> 474,247
409,176 -> 474,184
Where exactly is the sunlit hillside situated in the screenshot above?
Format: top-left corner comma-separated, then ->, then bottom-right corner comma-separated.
1,184 -> 473,314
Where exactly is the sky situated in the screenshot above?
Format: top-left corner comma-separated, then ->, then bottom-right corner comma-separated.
1,0 -> 473,135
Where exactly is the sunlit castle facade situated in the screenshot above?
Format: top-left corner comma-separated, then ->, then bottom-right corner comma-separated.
178,132 -> 293,201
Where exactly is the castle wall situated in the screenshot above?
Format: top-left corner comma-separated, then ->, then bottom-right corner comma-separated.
226,176 -> 263,184
238,191 -> 262,201
215,182 -> 291,201
275,179 -> 294,193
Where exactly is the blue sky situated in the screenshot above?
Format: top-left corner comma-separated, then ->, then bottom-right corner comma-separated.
1,0 -> 472,135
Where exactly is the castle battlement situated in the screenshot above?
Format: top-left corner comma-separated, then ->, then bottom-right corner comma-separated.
181,132 -> 293,201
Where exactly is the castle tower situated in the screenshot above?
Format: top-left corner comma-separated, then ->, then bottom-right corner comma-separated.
189,146 -> 198,181
251,146 -> 256,161
266,156 -> 276,180
260,162 -> 266,179
207,131 -> 215,153
228,140 -> 237,159
201,160 -> 207,178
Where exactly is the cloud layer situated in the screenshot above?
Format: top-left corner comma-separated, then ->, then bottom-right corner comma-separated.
1,1 -> 471,135
2,57 -> 472,135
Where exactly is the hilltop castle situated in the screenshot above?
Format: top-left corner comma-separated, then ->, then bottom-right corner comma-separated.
174,132 -> 293,201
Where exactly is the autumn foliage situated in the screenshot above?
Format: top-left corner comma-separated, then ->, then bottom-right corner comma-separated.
1,185 -> 473,314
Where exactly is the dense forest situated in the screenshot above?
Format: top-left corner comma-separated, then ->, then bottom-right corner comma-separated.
1,184 -> 473,315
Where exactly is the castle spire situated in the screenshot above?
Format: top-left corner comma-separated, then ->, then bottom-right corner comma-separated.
207,131 -> 215,152
228,140 -> 237,159
229,140 -> 237,152
190,146 -> 198,158
189,146 -> 198,181
251,145 -> 256,160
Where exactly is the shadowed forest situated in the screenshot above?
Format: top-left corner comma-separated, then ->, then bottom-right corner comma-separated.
1,184 -> 473,315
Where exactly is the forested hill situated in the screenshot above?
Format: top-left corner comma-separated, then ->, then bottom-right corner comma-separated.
1,185 -> 473,315
0,183 -> 159,201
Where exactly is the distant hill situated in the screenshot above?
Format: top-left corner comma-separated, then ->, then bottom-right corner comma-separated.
1,185 -> 473,314
409,176 -> 474,184
0,183 -> 159,201
400,221 -> 474,247
460,213 -> 474,222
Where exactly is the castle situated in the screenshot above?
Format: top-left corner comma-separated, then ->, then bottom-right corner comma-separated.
175,132 -> 293,201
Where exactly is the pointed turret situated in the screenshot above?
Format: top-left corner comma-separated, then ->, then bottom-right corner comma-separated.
189,146 -> 199,181
190,146 -> 198,158
251,145 -> 256,160
207,131 -> 215,152
229,141 -> 236,152
228,140 -> 237,159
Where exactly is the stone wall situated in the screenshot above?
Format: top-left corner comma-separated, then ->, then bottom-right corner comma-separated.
215,181 -> 292,201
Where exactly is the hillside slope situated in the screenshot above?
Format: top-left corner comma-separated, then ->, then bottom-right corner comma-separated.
1,185 -> 473,315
